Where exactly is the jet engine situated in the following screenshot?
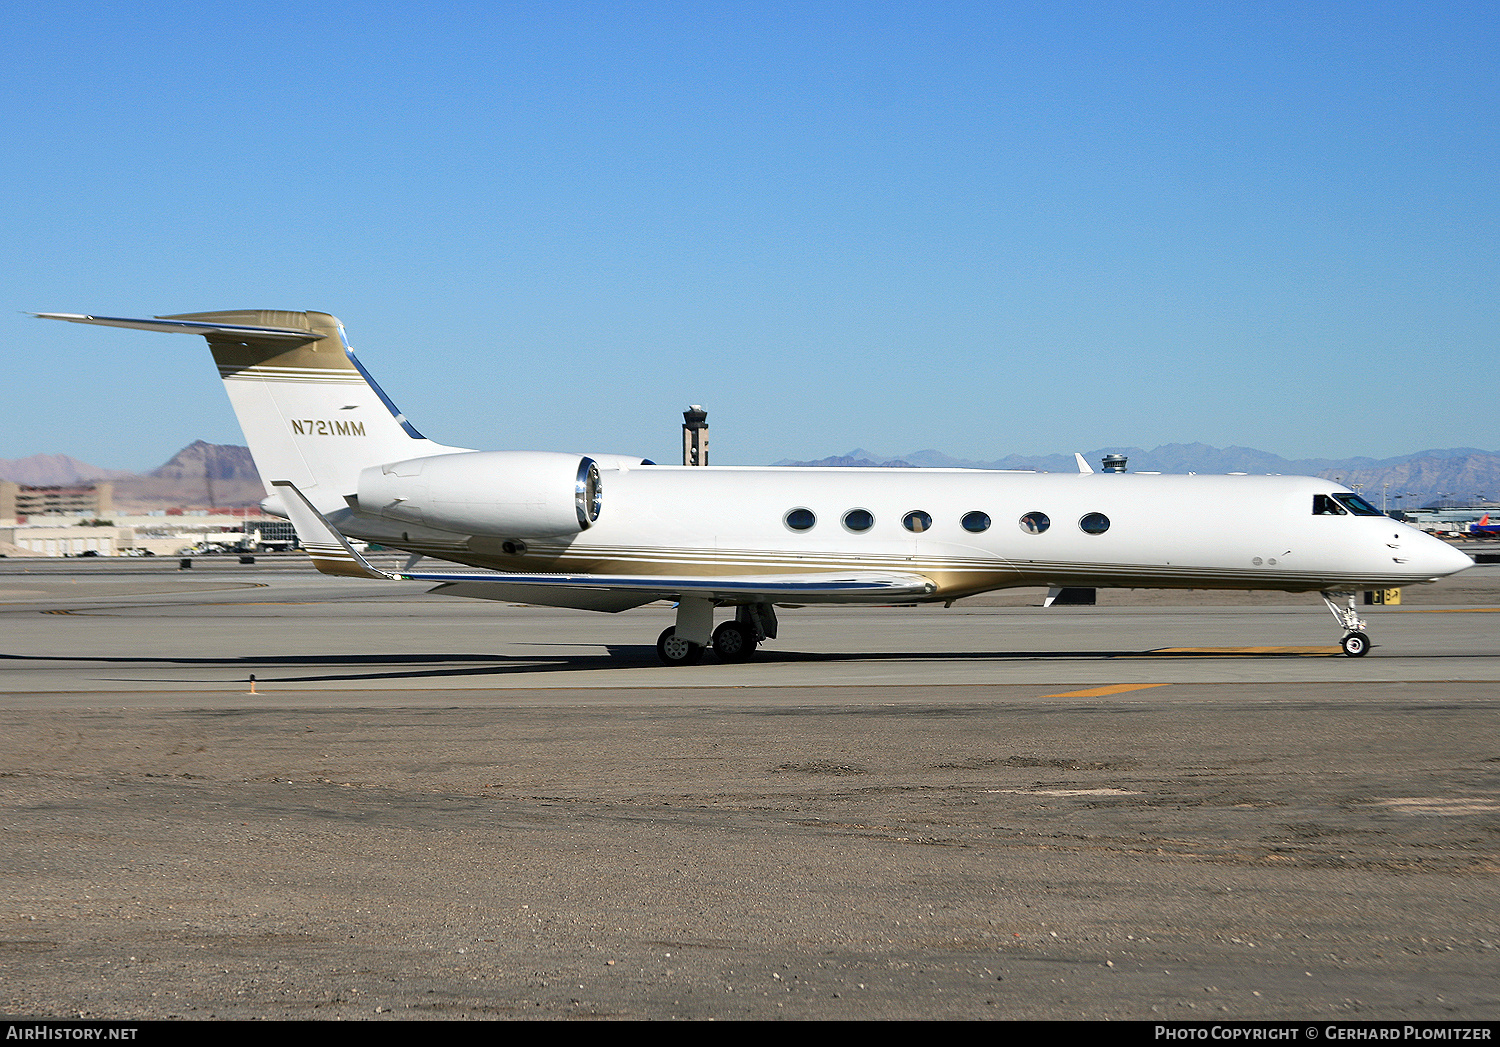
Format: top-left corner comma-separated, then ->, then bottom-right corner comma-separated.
357,451 -> 603,537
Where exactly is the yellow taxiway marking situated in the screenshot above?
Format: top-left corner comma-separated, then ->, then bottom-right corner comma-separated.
1043,683 -> 1169,697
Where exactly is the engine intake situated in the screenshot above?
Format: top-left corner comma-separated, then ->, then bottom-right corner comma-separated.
357,451 -> 602,537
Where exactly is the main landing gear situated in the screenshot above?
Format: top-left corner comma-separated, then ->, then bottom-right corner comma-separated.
656,601 -> 778,666
1321,591 -> 1371,657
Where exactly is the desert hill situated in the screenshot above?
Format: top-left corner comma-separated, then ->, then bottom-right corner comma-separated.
0,442 -> 264,511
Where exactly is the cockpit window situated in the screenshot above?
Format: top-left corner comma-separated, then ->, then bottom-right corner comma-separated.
1332,493 -> 1384,517
1313,494 -> 1347,515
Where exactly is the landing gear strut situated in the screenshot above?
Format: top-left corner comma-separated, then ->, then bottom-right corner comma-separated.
1321,591 -> 1370,657
715,603 -> 775,663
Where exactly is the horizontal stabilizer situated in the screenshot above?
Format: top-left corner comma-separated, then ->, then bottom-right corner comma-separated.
33,313 -> 318,342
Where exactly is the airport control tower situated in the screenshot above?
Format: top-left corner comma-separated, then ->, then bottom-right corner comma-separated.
683,405 -> 708,466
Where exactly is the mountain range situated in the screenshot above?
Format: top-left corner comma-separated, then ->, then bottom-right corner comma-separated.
774,443 -> 1500,509
3,440 -> 1497,512
0,442 -> 264,510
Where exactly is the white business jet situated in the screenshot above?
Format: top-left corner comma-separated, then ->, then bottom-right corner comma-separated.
37,310 -> 1473,663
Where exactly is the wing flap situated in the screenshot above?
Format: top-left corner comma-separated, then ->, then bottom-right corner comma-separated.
429,581 -> 662,613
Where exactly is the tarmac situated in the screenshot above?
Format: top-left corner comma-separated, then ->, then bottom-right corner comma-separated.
1,555 -> 1497,1019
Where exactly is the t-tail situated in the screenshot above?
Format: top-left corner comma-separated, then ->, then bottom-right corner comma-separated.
34,310 -> 468,513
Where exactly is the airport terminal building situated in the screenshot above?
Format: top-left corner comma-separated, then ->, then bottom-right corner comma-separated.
0,481 -> 114,522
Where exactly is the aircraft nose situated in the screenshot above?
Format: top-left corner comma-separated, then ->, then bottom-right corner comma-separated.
1411,534 -> 1475,579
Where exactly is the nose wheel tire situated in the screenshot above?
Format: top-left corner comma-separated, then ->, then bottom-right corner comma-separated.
657,627 -> 705,666
712,620 -> 757,662
1341,631 -> 1370,657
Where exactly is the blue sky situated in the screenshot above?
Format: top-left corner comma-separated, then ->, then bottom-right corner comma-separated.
4,1 -> 1496,469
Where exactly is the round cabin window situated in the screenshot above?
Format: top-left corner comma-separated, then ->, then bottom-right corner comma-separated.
785,508 -> 816,532
843,508 -> 875,532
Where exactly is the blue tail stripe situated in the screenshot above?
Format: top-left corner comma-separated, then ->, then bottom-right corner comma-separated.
336,324 -> 425,439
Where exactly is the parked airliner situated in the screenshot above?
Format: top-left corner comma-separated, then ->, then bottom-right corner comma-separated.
37,309 -> 1474,663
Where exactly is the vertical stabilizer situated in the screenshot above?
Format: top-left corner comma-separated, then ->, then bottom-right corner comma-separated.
37,310 -> 468,513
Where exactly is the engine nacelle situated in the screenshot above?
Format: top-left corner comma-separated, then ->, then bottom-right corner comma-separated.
357,451 -> 602,537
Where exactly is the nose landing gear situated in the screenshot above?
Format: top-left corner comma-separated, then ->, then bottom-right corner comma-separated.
1321,591 -> 1371,657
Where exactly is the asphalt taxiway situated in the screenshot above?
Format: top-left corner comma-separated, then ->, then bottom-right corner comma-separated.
1,557 -> 1496,1019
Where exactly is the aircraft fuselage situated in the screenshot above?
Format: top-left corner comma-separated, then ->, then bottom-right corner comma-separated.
337,464 -> 1471,602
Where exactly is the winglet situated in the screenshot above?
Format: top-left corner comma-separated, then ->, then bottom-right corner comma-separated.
271,480 -> 394,580
1074,453 -> 1094,475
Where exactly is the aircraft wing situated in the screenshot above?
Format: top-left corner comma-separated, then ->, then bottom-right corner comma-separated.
272,480 -> 936,610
